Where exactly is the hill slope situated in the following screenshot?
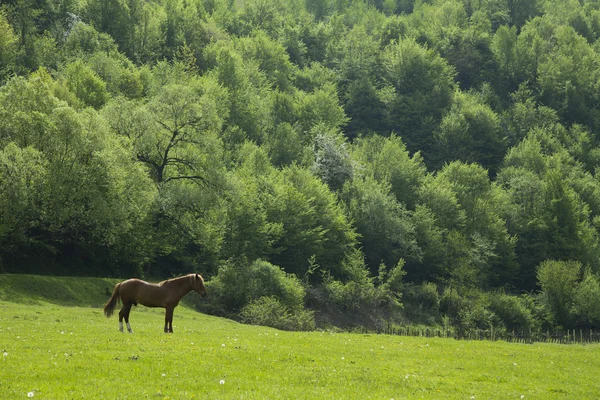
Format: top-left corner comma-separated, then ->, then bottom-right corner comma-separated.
2,296 -> 600,398
0,274 -> 209,309
0,274 -> 120,307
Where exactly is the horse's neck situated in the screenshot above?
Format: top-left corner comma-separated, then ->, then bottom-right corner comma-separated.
169,275 -> 193,299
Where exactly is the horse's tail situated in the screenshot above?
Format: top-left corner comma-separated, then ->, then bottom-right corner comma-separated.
103,283 -> 121,318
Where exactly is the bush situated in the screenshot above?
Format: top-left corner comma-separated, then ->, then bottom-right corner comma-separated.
536,260 -> 581,326
489,292 -> 535,332
573,270 -> 600,328
197,259 -> 307,320
403,282 -> 440,324
414,282 -> 440,310
439,288 -> 464,323
240,296 -> 316,331
324,259 -> 405,313
457,302 -> 494,331
440,288 -> 493,333
325,279 -> 382,311
247,260 -> 306,310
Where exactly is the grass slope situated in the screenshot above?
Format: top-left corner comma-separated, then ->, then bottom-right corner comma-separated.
1,275 -> 599,398
0,274 -> 120,307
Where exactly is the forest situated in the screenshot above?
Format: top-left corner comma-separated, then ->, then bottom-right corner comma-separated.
2,0 -> 600,334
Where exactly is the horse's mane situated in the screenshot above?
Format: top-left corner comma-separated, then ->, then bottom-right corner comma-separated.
158,274 -> 195,287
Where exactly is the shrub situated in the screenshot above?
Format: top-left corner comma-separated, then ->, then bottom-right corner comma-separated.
198,259 -> 307,318
573,270 -> 600,328
415,282 -> 440,310
440,288 -> 493,333
240,296 -> 316,331
324,259 -> 405,313
489,292 -> 535,332
536,260 -> 581,326
457,302 -> 494,331
439,287 -> 464,323
247,260 -> 306,310
325,279 -> 381,311
403,282 -> 440,324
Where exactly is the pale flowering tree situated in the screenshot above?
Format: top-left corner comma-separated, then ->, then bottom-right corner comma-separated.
311,126 -> 354,192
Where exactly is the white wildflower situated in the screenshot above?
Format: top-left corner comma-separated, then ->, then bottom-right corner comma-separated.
220,380 -> 225,385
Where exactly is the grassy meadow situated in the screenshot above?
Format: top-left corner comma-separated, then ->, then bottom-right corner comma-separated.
1,275 -> 599,399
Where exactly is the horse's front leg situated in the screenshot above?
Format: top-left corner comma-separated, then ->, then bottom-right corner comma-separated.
164,307 -> 174,333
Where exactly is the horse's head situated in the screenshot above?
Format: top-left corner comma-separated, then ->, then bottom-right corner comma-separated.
191,273 -> 207,297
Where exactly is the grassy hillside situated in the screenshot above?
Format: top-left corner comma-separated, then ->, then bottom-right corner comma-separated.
0,274 -> 120,307
0,274 -> 204,309
1,302 -> 599,398
1,275 -> 600,398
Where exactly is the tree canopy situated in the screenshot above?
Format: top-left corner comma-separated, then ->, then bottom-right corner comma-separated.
2,0 -> 600,332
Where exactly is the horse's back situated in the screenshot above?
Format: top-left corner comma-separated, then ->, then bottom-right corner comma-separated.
120,278 -> 149,292
119,279 -> 167,307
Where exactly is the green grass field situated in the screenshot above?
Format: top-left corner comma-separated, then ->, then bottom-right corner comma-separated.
1,275 -> 599,399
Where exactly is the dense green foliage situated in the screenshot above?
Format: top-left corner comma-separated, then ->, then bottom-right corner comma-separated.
2,0 -> 600,332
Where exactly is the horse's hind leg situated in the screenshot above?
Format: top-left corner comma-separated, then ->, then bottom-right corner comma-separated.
118,307 -> 125,332
124,303 -> 133,333
164,307 -> 174,333
119,302 -> 134,333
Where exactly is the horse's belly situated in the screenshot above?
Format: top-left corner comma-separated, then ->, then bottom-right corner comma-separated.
139,300 -> 164,308
129,282 -> 168,308
136,292 -> 167,308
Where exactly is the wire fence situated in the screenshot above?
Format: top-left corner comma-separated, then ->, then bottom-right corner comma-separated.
377,326 -> 600,344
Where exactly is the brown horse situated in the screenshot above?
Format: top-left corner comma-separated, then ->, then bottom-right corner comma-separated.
103,273 -> 207,333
